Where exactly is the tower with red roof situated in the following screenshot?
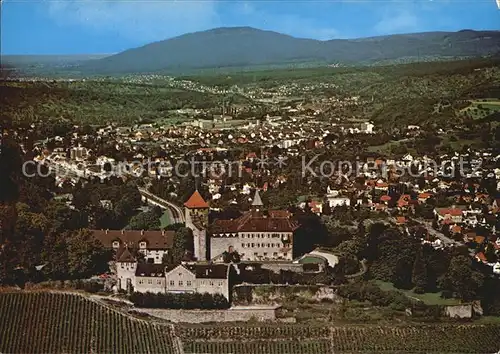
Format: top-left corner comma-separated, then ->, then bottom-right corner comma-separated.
184,190 -> 209,261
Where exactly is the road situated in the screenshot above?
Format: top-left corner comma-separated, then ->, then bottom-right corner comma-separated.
415,218 -> 475,257
138,188 -> 185,224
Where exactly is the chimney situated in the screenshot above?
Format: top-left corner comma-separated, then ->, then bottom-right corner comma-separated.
105,229 -> 109,235
141,230 -> 144,236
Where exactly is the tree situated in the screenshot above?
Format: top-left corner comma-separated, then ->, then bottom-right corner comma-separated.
411,249 -> 428,293
170,227 -> 194,264
41,231 -> 69,280
440,255 -> 484,302
66,229 -> 111,279
127,210 -> 160,230
484,244 -> 497,263
392,256 -> 413,290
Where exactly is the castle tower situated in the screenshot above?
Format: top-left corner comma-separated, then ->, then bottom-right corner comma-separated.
184,190 -> 209,261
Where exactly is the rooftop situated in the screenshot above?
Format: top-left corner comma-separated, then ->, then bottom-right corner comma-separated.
184,190 -> 209,209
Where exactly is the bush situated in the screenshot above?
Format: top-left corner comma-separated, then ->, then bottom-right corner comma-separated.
337,281 -> 412,309
129,291 -> 229,309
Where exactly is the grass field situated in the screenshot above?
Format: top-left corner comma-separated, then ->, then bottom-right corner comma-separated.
375,280 -> 461,306
460,98 -> 500,120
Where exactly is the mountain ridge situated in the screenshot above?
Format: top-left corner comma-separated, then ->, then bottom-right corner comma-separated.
6,27 -> 500,75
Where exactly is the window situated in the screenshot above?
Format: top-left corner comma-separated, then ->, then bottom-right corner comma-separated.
178,281 -> 183,286
169,280 -> 174,286
283,253 -> 288,257
254,252 -> 258,256
138,280 -> 144,285
273,252 -> 278,257
139,242 -> 147,248
218,281 -> 223,286
271,243 -> 275,247
267,243 -> 270,247
157,280 -> 162,285
257,243 -> 260,247
210,281 -> 214,286
251,243 -> 255,247
263,252 -> 267,257
148,279 -> 153,285
112,241 -> 120,248
187,281 -> 192,286
241,244 -> 245,248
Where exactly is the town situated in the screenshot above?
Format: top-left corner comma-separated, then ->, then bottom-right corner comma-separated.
1,27 -> 500,353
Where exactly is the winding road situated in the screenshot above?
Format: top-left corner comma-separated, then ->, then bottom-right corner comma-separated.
138,188 -> 185,224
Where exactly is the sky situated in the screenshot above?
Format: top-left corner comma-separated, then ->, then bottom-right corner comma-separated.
1,0 -> 500,55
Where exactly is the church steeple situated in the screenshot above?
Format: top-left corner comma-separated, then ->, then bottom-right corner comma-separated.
251,189 -> 263,216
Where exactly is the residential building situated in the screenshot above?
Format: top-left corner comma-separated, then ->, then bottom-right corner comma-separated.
91,229 -> 175,264
165,263 -> 230,299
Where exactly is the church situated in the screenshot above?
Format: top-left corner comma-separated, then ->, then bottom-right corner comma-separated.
184,189 -> 298,262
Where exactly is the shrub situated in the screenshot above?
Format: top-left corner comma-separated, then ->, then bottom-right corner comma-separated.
129,292 -> 229,309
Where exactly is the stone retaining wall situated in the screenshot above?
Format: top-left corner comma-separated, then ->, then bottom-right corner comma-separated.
134,307 -> 278,323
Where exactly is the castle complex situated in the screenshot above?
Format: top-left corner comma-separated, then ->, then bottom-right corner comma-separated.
93,189 -> 298,296
185,189 -> 298,262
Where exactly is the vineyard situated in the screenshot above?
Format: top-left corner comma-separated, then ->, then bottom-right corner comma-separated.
178,323 -> 500,353
1,292 -> 500,353
0,292 -> 179,354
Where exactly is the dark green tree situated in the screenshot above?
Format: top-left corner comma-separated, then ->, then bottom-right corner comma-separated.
392,255 -> 413,290
411,249 -> 428,293
66,229 -> 111,279
127,210 -> 160,230
170,227 -> 194,264
440,255 -> 484,302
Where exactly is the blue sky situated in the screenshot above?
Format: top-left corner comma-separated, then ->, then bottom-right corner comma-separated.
2,0 -> 499,55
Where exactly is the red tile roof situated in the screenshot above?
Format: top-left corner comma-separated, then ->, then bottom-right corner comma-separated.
91,230 -> 175,250
476,252 -> 487,262
116,248 -> 136,263
438,208 -> 463,216
212,211 -> 298,234
184,190 -> 209,209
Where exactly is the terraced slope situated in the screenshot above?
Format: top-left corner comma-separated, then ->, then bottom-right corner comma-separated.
0,292 -> 179,354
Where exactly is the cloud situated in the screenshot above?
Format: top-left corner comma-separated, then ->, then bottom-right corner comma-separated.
47,0 -> 219,42
374,9 -> 420,35
232,2 -> 340,40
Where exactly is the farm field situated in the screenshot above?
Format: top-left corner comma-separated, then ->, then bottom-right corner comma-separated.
0,292 -> 179,354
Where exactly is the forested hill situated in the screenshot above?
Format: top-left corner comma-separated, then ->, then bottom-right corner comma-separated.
77,27 -> 500,74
